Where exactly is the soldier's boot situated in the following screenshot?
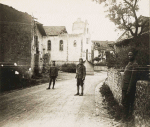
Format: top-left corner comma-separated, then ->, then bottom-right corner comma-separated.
52,84 -> 55,89
80,86 -> 84,96
74,86 -> 79,96
52,80 -> 55,89
47,83 -> 51,89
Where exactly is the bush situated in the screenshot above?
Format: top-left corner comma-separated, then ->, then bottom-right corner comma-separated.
106,51 -> 116,68
94,61 -> 106,66
93,57 -> 101,62
115,35 -> 149,68
61,63 -> 76,73
100,82 -> 124,121
115,46 -> 130,68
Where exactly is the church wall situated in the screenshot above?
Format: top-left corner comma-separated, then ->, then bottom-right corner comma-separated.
72,22 -> 85,34
82,34 -> 92,61
43,35 -> 68,64
42,18 -> 92,65
68,34 -> 82,62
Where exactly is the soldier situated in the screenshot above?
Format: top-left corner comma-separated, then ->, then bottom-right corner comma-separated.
47,61 -> 58,89
75,58 -> 86,96
122,49 -> 139,122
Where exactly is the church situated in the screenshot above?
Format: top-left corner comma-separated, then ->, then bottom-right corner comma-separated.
42,18 -> 92,65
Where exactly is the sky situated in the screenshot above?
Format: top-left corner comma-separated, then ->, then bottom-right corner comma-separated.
0,0 -> 149,41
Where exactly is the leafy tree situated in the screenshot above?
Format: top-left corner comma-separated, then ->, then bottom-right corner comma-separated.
93,0 -> 149,39
106,51 -> 116,68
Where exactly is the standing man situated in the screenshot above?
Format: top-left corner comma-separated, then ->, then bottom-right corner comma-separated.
47,61 -> 58,89
122,49 -> 139,122
75,58 -> 86,96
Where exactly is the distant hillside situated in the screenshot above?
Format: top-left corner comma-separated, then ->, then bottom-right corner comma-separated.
0,3 -> 32,23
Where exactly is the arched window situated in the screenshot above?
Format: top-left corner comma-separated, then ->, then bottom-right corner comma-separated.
74,40 -> 77,47
47,40 -> 51,51
59,40 -> 63,51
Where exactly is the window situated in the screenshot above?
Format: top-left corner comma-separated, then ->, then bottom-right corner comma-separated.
74,40 -> 77,47
87,28 -> 88,34
86,49 -> 88,60
47,40 -> 51,51
59,40 -> 63,51
86,38 -> 88,44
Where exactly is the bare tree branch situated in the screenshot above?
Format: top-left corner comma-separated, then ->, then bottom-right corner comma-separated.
124,0 -> 133,8
124,0 -> 138,36
121,15 -> 134,36
134,0 -> 138,8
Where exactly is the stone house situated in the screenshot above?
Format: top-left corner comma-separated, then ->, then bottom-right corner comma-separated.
0,4 -> 46,76
92,40 -> 114,62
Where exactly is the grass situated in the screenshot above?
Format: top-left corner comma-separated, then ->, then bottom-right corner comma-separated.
99,82 -> 124,121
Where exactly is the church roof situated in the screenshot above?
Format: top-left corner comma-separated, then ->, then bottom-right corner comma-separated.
36,22 -> 47,36
43,26 -> 67,36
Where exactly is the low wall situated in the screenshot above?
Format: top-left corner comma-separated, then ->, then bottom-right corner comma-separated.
134,80 -> 150,127
94,66 -> 108,71
55,61 -> 79,66
106,68 -> 150,126
106,68 -> 123,104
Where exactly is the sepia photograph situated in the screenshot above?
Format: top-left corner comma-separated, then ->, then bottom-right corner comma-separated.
0,0 -> 149,126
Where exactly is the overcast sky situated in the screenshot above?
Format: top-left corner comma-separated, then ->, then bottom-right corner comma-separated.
0,0 -> 149,41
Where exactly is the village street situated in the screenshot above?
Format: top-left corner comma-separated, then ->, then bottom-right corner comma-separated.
0,71 -> 117,127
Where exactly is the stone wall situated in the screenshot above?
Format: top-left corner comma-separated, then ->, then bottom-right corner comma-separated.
0,4 -> 32,72
106,68 -> 123,104
106,68 -> 150,126
134,80 -> 150,127
0,22 -> 32,71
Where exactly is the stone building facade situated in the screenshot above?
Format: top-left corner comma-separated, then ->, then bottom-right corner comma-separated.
0,4 -> 46,76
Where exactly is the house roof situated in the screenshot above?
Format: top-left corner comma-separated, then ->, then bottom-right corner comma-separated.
92,40 -> 114,51
36,23 -> 47,36
92,40 -> 114,44
115,15 -> 150,44
43,26 -> 67,36
115,31 -> 150,46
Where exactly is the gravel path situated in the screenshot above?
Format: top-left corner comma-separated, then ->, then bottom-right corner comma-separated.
0,71 -> 118,127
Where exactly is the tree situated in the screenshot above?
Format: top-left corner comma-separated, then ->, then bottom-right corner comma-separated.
93,0 -> 149,40
107,1 -> 149,38
93,57 -> 101,62
106,51 -> 116,68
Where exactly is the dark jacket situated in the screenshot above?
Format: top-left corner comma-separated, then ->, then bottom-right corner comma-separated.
122,61 -> 138,92
49,66 -> 58,77
76,63 -> 86,79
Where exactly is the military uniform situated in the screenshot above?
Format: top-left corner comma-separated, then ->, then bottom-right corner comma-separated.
47,65 -> 58,89
76,63 -> 86,86
122,60 -> 138,120
74,62 -> 86,96
49,66 -> 58,77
